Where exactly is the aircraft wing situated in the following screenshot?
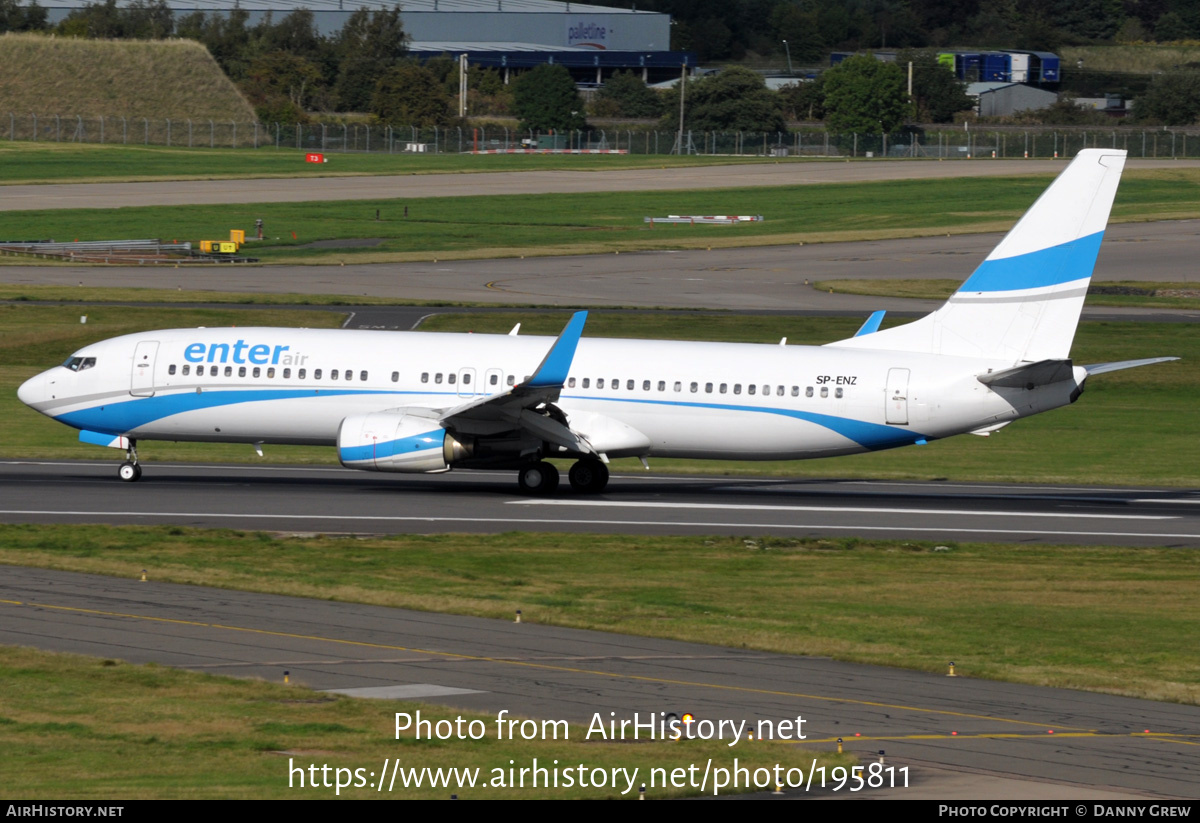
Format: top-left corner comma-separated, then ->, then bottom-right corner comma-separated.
435,311 -> 599,455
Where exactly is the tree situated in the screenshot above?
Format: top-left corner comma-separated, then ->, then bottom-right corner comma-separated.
595,70 -> 662,118
779,77 -> 826,122
242,50 -> 324,123
0,0 -> 48,32
1134,70 -> 1200,125
371,61 -> 450,127
512,64 -> 586,132
662,66 -> 786,133
822,54 -> 910,134
897,48 -> 972,123
334,6 -> 407,112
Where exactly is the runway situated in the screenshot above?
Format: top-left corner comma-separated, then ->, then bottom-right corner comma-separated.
5,220 -> 1200,314
3,461 -> 1199,547
1,565 -> 1194,799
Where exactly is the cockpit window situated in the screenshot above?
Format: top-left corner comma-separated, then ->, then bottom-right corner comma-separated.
62,356 -> 96,372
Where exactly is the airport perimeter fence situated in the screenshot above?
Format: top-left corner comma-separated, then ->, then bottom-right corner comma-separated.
5,113 -> 1200,160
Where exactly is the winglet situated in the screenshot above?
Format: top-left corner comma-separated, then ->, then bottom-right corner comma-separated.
524,311 -> 588,389
854,310 -> 886,337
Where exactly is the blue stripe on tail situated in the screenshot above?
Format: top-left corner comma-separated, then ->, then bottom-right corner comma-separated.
958,231 -> 1104,293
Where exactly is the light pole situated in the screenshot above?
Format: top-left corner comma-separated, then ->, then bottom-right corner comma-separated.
782,40 -> 793,76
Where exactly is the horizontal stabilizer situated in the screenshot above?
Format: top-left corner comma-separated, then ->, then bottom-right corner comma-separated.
977,359 -> 1075,388
1084,357 -> 1179,376
854,310 -> 886,337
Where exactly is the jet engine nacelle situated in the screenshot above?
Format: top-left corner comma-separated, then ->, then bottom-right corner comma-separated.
337,411 -> 471,473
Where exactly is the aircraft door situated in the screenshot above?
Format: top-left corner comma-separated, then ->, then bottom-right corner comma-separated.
885,368 -> 909,425
130,341 -> 159,397
457,367 -> 477,398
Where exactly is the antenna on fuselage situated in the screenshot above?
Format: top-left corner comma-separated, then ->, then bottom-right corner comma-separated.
509,324 -> 521,336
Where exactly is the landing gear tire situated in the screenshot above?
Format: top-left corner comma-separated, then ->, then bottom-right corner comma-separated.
518,461 -> 559,495
568,459 -> 609,494
118,461 -> 142,482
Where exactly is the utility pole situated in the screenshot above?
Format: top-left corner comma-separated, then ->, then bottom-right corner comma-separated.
782,40 -> 793,76
676,62 -> 686,152
458,53 -> 468,118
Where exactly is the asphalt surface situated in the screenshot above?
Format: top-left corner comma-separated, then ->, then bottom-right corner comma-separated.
7,157 -> 1200,212
6,220 -> 1200,315
1,565 -> 1193,799
3,461 -> 1200,547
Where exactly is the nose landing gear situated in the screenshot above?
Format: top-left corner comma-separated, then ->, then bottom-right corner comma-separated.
118,441 -> 141,482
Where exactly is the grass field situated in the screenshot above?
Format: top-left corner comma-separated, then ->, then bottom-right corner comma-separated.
3,525 -> 1198,704
1,645 -> 846,798
4,169 -> 1200,265
816,279 -> 1200,309
0,142 -> 796,185
3,305 -> 1196,485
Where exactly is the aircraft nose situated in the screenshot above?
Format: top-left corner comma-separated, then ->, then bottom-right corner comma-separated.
17,372 -> 45,406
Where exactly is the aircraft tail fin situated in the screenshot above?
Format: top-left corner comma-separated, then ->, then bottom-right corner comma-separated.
829,149 -> 1126,363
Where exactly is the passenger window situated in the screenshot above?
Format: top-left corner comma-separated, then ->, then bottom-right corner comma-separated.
462,373 -> 470,384
344,370 -> 352,381
283,368 -> 291,379
391,371 -> 399,383
777,386 -> 784,396
448,373 -> 456,384
582,378 -> 590,388
568,377 -> 576,388
267,367 -> 275,378
197,365 -> 205,376
238,366 -> 246,377
182,365 -> 190,376
490,374 -> 499,385
360,371 -> 368,381
435,373 -> 442,384
225,366 -> 233,377
734,384 -> 742,395
421,372 -> 429,383
748,384 -> 756,395
836,387 -> 844,399
705,382 -> 713,393
314,369 -> 322,379
252,367 -> 260,378
597,378 -> 605,389
763,385 -> 770,396
642,380 -> 650,391
806,386 -> 813,397
720,383 -> 727,394
690,382 -> 698,393
299,368 -> 306,379
627,380 -> 635,390
168,364 -> 177,375
821,386 -> 829,398
791,386 -> 799,396
657,380 -> 665,391
507,375 -> 515,386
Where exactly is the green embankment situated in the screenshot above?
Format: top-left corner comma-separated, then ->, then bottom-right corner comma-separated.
0,33 -> 255,123
3,305 -> 1195,485
2,169 -> 1198,265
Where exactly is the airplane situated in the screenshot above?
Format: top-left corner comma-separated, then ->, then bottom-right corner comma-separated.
17,149 -> 1177,494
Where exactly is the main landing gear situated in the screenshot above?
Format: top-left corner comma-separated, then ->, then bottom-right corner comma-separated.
118,440 -> 141,482
516,458 -> 609,495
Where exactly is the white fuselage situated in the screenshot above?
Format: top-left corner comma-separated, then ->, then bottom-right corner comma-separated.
18,326 -> 1085,463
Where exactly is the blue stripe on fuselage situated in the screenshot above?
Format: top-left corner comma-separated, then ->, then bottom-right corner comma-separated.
52,388 -> 926,452
958,231 -> 1104,293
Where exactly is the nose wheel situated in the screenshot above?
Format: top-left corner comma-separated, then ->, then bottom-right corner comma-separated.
517,461 -> 559,495
118,441 -> 141,482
